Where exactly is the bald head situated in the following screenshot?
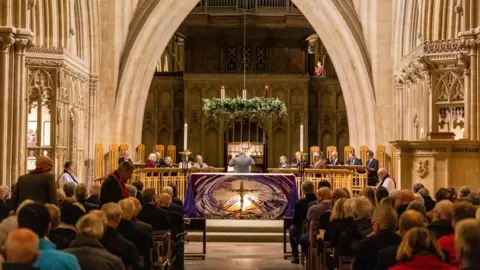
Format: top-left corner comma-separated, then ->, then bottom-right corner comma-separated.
399,210 -> 427,235
399,189 -> 414,206
5,228 -> 39,264
433,200 -> 454,221
162,186 -> 174,197
35,156 -> 53,172
316,187 -> 331,203
158,193 -> 172,207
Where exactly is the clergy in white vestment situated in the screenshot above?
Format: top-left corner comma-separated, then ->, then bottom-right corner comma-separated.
376,168 -> 395,194
58,161 -> 79,188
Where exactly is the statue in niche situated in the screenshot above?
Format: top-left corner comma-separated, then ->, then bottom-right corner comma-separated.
314,60 -> 324,77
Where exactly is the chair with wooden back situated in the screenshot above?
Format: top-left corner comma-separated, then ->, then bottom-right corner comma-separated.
95,143 -> 104,180
326,146 -> 337,161
309,146 -> 320,166
344,146 -> 354,164
376,145 -> 386,169
109,143 -> 119,173
167,145 -> 176,162
136,144 -> 145,163
322,241 -> 334,270
152,230 -> 171,268
359,145 -> 369,165
155,145 -> 165,159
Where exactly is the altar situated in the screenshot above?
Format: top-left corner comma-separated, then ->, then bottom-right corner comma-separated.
184,173 -> 299,219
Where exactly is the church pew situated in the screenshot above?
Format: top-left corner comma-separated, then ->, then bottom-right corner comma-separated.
282,217 -> 293,259
152,230 -> 171,268
184,218 -> 207,260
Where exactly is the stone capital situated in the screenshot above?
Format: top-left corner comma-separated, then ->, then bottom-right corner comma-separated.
15,38 -> 30,54
0,36 -> 15,53
28,0 -> 37,10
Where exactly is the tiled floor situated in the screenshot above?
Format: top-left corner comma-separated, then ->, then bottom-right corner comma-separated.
185,242 -> 303,270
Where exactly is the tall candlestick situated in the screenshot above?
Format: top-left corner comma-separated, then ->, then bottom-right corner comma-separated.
300,124 -> 304,152
461,127 -> 465,139
420,128 -> 424,139
221,86 -> 225,101
242,89 -> 247,100
184,123 -> 188,150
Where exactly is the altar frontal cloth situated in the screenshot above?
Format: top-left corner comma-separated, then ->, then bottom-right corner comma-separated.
184,173 -> 299,219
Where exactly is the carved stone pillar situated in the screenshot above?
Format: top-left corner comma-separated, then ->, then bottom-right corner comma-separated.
0,28 -> 33,185
86,75 -> 99,186
469,39 -> 478,139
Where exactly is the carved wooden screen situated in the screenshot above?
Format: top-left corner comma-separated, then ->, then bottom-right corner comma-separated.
109,143 -> 119,173
434,71 -> 465,139
359,146 -> 369,165
155,145 -> 165,159
136,144 -> 145,163
376,145 -> 386,169
326,146 -> 337,161
95,143 -> 104,179
344,146 -> 354,162
167,145 -> 176,162
309,146 -> 320,165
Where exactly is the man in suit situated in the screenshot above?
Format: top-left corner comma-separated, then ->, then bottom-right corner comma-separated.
100,203 -> 142,270
346,153 -> 362,166
365,150 -> 379,186
352,206 -> 401,270
13,156 -> 57,208
289,180 -> 317,264
228,151 -> 255,173
301,187 -> 331,257
138,188 -> 170,230
100,161 -> 134,206
129,197 -> 153,270
329,151 -> 343,166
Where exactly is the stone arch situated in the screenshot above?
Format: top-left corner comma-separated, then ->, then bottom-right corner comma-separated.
114,0 -> 376,149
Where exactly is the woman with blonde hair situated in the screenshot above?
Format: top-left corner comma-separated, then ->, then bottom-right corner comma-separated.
323,198 -> 352,246
390,227 -> 456,270
360,186 -> 378,208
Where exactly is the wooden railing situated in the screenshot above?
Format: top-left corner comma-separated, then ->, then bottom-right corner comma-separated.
268,166 -> 369,196
194,0 -> 297,13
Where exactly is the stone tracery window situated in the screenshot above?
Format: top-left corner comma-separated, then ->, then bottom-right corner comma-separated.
434,71 -> 464,139
27,70 -> 54,148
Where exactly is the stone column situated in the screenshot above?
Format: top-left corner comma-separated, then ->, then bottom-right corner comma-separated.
469,38 -> 478,139
0,33 -> 15,185
86,75 -> 99,187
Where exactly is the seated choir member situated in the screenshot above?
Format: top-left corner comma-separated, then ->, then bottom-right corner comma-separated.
278,156 -> 290,168
228,151 -> 255,173
193,155 -> 208,168
311,151 -> 327,169
118,151 -> 132,166
292,151 -> 308,168
329,151 -> 343,165
145,153 -> 157,168
161,156 -> 174,168
346,153 -> 362,165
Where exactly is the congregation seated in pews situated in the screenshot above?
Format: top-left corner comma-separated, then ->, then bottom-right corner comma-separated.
289,177 -> 480,270
0,157 -> 187,270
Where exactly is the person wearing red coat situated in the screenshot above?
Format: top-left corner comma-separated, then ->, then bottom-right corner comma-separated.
145,153 -> 157,168
389,227 -> 456,270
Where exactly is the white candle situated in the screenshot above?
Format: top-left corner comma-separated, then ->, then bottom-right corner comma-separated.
461,128 -> 465,139
300,124 -> 304,152
184,123 -> 188,150
420,128 -> 424,139
221,86 -> 225,101
242,89 -> 247,100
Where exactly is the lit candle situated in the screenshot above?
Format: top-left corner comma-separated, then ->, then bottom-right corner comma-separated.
264,85 -> 268,98
221,86 -> 225,101
242,89 -> 247,100
461,128 -> 465,139
184,123 -> 188,150
420,128 -> 424,139
300,124 -> 304,152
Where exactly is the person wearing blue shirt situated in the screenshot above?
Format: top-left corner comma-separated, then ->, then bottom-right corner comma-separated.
17,203 -> 81,270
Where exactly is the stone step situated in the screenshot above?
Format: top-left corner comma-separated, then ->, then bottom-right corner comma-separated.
205,219 -> 284,233
186,231 -> 287,243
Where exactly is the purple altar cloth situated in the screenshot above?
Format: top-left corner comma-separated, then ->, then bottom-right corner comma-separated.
184,173 -> 299,219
